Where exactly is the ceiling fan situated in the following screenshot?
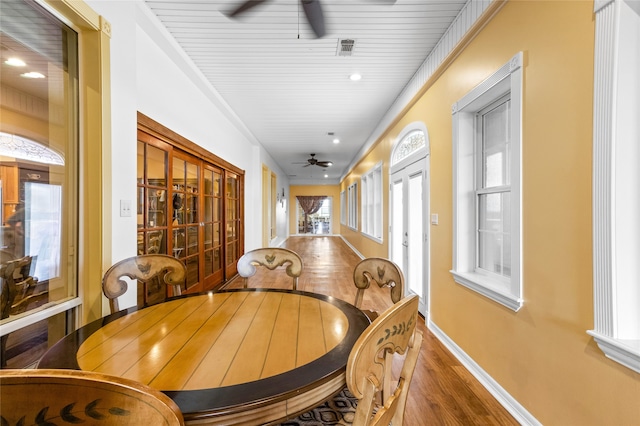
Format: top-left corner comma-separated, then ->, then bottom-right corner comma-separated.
297,153 -> 333,168
227,0 -> 326,38
226,0 -> 397,39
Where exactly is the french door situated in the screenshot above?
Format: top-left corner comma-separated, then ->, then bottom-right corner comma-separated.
390,159 -> 429,316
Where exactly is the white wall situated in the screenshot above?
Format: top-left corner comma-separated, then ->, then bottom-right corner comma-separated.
85,0 -> 290,311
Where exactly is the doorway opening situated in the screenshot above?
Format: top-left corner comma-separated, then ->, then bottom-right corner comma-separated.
296,197 -> 332,235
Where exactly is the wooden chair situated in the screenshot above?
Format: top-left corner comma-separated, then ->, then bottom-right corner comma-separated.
237,247 -> 303,290
102,254 -> 187,313
353,257 -> 405,321
0,369 -> 184,425
347,295 -> 423,425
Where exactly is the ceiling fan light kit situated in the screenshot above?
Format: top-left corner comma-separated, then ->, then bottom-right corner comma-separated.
297,153 -> 333,168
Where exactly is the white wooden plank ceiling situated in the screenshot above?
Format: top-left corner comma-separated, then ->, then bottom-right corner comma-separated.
143,0 -> 470,183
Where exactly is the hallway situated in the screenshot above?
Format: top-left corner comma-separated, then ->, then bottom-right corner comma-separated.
225,236 -> 518,425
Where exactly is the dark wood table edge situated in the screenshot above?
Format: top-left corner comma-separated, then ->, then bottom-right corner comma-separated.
38,289 -> 370,421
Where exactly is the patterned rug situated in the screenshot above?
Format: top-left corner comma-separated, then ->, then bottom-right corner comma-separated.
279,387 -> 358,426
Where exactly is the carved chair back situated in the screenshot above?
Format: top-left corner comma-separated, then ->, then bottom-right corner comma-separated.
102,254 -> 187,313
237,247 -> 303,290
346,295 -> 423,426
0,369 -> 184,425
353,257 -> 405,320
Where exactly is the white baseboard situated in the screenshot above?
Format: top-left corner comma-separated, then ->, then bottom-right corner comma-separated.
338,235 -> 365,260
427,319 -> 541,426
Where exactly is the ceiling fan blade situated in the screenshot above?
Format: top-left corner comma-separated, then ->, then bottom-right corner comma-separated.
301,0 -> 326,38
317,162 -> 332,167
227,0 -> 269,17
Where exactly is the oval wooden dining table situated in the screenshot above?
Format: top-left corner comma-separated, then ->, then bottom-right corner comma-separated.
38,289 -> 370,425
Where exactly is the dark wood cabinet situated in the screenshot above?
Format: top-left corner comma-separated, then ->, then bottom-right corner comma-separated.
136,114 -> 244,292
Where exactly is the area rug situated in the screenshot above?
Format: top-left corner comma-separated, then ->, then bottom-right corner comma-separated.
279,387 -> 358,425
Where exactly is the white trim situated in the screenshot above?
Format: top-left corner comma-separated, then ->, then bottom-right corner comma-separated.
361,161 -> 383,242
339,235 -> 364,260
390,121 -> 429,175
0,297 -> 82,336
450,271 -> 523,311
589,0 -> 640,374
587,331 -> 640,373
428,320 -> 542,426
451,52 -> 524,312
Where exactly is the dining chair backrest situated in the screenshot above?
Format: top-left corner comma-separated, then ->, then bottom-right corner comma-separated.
237,247 -> 303,290
0,369 -> 185,426
353,257 -> 405,320
346,295 -> 423,426
102,254 -> 187,313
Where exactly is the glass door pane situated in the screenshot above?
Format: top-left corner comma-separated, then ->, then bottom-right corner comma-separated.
137,138 -> 168,256
225,172 -> 241,278
391,179 -> 404,269
408,171 -> 423,298
390,159 -> 427,316
202,166 -> 223,287
172,154 -> 200,292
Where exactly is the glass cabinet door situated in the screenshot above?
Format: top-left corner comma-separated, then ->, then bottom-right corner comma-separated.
203,165 -> 223,286
137,137 -> 168,256
225,171 -> 241,278
172,154 -> 200,293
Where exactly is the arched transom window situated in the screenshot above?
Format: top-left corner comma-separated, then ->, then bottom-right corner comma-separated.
392,130 -> 426,166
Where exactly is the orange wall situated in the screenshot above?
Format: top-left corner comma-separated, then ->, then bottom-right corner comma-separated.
340,1 -> 638,424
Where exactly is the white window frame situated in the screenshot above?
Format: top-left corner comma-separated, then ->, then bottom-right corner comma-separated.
347,182 -> 358,230
361,162 -> 383,242
340,190 -> 346,225
450,52 -> 524,312
588,0 -> 640,373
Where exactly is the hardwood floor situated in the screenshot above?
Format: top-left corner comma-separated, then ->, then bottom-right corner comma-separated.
224,236 -> 519,426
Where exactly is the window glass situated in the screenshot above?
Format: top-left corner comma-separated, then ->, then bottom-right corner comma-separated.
482,101 -> 510,188
477,98 -> 511,278
0,0 -> 79,367
450,52 -> 523,311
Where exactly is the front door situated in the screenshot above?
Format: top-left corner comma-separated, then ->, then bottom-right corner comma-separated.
390,158 -> 429,316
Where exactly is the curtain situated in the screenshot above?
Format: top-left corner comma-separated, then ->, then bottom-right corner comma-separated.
296,196 -> 326,233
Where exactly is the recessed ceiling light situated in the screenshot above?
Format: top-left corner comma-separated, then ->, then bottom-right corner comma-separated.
349,73 -> 362,81
333,138 -> 340,144
324,174 -> 328,178
5,57 -> 26,67
21,71 -> 45,79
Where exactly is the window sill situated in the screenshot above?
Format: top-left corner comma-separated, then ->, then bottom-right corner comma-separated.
450,270 -> 523,312
587,331 -> 640,374
361,232 -> 383,244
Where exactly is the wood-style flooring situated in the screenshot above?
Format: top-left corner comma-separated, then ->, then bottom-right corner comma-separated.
223,236 -> 519,426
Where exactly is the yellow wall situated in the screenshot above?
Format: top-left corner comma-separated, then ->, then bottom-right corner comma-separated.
339,138 -> 395,259
340,1 -> 639,424
289,185 -> 341,236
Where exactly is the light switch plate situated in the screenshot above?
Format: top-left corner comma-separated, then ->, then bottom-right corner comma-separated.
120,200 -> 132,217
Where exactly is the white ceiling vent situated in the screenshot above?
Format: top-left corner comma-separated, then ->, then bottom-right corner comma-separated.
337,39 -> 356,56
